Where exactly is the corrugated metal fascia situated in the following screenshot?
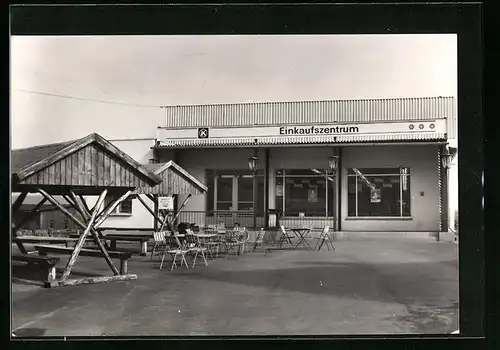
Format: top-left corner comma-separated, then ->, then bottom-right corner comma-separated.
163,97 -> 455,128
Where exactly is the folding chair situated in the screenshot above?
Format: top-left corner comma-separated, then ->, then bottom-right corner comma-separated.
223,230 -> 243,258
315,226 -> 335,251
185,230 -> 208,268
160,233 -> 190,271
150,231 -> 167,261
278,225 -> 295,250
247,228 -> 266,252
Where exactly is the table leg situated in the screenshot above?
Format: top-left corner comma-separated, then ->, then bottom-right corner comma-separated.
140,241 -> 148,256
16,242 -> 28,255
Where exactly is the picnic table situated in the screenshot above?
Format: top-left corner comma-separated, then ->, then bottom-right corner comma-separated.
13,236 -> 78,254
290,228 -> 313,250
68,232 -> 153,256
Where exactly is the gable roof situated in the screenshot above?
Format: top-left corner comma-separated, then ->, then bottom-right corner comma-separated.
138,160 -> 207,195
11,140 -> 74,174
11,133 -> 162,186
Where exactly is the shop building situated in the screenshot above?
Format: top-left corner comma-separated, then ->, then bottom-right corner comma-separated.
148,96 -> 456,233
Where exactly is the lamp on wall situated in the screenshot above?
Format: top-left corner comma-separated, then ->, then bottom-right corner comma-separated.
441,145 -> 458,169
328,156 -> 340,172
248,155 -> 259,230
248,156 -> 259,173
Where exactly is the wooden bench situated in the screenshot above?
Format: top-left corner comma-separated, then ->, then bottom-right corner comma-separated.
34,245 -> 133,274
12,254 -> 61,288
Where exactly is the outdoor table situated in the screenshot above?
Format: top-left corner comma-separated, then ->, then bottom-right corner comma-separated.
13,236 -> 79,254
290,228 -> 313,250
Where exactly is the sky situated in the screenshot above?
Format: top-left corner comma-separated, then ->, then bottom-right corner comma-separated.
10,34 -> 457,149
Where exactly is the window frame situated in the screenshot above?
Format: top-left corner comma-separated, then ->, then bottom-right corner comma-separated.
347,167 -> 411,219
106,195 -> 134,216
275,168 -> 335,217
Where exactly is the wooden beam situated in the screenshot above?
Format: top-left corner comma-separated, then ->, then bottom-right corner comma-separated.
79,195 -> 91,213
59,189 -> 109,283
12,192 -> 28,214
153,194 -> 158,231
38,189 -> 87,230
12,197 -> 47,234
70,191 -> 119,276
50,274 -> 138,288
62,194 -> 76,207
171,194 -> 192,225
94,190 -> 133,228
136,194 -> 163,226
63,194 -> 88,224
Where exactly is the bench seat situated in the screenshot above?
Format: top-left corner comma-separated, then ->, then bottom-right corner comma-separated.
34,245 -> 132,274
12,253 -> 61,287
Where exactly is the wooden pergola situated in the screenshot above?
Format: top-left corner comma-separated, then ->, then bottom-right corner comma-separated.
134,160 -> 208,232
11,133 -> 162,287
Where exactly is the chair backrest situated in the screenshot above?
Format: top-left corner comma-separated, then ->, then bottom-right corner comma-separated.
255,228 -> 265,243
153,231 -> 166,242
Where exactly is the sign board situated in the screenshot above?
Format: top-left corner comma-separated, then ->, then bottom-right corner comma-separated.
158,119 -> 446,142
158,196 -> 174,210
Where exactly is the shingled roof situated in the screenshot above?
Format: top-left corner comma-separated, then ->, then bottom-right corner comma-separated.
11,140 -> 74,174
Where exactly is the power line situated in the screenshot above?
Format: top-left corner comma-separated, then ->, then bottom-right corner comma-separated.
12,88 -> 164,108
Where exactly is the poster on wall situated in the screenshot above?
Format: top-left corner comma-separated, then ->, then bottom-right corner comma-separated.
370,188 -> 381,203
308,188 -> 318,203
276,185 -> 284,196
158,196 -> 174,210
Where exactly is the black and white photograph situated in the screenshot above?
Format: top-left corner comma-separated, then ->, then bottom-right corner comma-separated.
10,32 -> 460,337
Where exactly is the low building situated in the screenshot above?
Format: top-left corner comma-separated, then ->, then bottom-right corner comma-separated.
150,96 -> 457,233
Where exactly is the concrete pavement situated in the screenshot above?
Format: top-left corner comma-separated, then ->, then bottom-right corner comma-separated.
11,235 -> 458,336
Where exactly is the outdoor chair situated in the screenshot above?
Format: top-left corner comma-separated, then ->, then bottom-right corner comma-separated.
261,229 -> 280,257
203,234 -> 222,259
160,234 -> 190,271
185,230 -> 208,268
278,225 -> 296,250
315,226 -> 335,251
237,228 -> 250,255
150,231 -> 167,260
223,230 -> 245,258
247,228 -> 266,253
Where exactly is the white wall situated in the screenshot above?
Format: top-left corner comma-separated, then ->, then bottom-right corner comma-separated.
109,139 -> 156,165
82,195 -> 155,229
341,145 -> 440,232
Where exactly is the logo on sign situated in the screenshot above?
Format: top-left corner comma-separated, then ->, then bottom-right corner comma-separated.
198,128 -> 209,138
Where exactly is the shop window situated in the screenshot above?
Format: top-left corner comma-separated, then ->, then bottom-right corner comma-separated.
347,167 -> 411,218
105,195 -> 134,215
275,169 -> 335,217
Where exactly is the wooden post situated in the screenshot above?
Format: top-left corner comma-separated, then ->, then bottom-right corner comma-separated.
171,194 -> 192,224
153,195 -> 159,231
70,191 -> 120,275
12,198 -> 47,235
79,195 -> 91,214
12,192 -> 28,214
137,194 -> 163,226
94,190 -> 133,228
59,189 -> 108,283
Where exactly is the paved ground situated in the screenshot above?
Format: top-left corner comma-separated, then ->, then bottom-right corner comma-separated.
11,234 -> 458,336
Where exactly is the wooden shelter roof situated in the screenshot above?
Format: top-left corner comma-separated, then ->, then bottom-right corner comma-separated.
11,133 -> 162,195
136,160 -> 207,196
